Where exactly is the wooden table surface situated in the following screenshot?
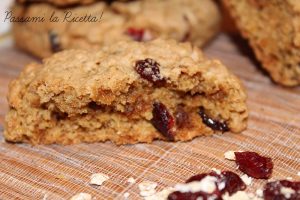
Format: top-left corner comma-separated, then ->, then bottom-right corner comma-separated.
0,34 -> 299,200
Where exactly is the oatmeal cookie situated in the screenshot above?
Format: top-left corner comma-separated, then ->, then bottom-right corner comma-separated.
4,39 -> 248,145
16,0 -> 100,7
12,0 -> 220,58
224,0 -> 300,86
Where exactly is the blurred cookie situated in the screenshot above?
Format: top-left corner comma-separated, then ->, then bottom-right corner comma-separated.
224,0 -> 300,86
16,0 -> 98,7
12,0 -> 220,58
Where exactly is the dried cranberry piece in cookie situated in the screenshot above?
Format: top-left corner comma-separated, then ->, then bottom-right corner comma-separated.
175,106 -> 190,128
126,28 -> 145,42
135,58 -> 166,86
234,151 -> 273,179
264,180 -> 300,200
126,28 -> 153,42
181,32 -> 190,42
198,107 -> 229,132
49,31 -> 62,53
151,102 -> 175,140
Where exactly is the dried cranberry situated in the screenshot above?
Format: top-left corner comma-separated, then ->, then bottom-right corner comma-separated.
187,171 -> 245,195
234,151 -> 273,179
151,102 -> 175,140
175,106 -> 189,128
198,107 -> 229,132
49,31 -> 61,53
168,171 -> 246,200
135,58 -> 166,86
221,171 -> 246,195
186,173 -> 212,183
126,28 -> 145,41
185,172 -> 224,199
181,32 -> 190,42
264,180 -> 300,200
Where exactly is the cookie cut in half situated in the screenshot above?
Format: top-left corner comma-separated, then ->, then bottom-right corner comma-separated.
12,0 -> 220,58
5,39 -> 248,145
223,0 -> 300,86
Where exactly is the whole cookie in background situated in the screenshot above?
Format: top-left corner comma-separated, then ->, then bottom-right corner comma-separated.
4,39 -> 248,145
11,0 -> 220,58
16,0 -> 102,7
224,0 -> 300,86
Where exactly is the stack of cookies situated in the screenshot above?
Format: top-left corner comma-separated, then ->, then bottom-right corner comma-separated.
5,0 -> 251,145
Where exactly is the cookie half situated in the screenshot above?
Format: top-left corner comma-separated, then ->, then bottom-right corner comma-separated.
12,0 -> 220,58
223,0 -> 300,86
5,39 -> 248,145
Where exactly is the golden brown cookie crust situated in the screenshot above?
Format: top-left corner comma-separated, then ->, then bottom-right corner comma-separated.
224,0 -> 300,86
12,0 -> 220,58
5,39 -> 248,145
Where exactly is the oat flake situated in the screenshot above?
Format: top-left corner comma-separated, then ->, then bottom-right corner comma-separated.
89,173 -> 109,186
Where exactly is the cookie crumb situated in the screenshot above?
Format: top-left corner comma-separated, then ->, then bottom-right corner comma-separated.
144,187 -> 175,200
286,177 -> 293,180
123,192 -> 130,199
138,181 -> 157,197
256,189 -> 263,197
222,191 -> 248,200
70,193 -> 92,200
127,177 -> 136,184
224,151 -> 236,160
142,30 -> 153,41
222,191 -> 250,200
174,176 -> 217,193
248,193 -> 255,199
89,173 -> 109,186
212,168 -> 221,174
240,174 -> 252,186
42,194 -> 48,200
280,186 -> 295,199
